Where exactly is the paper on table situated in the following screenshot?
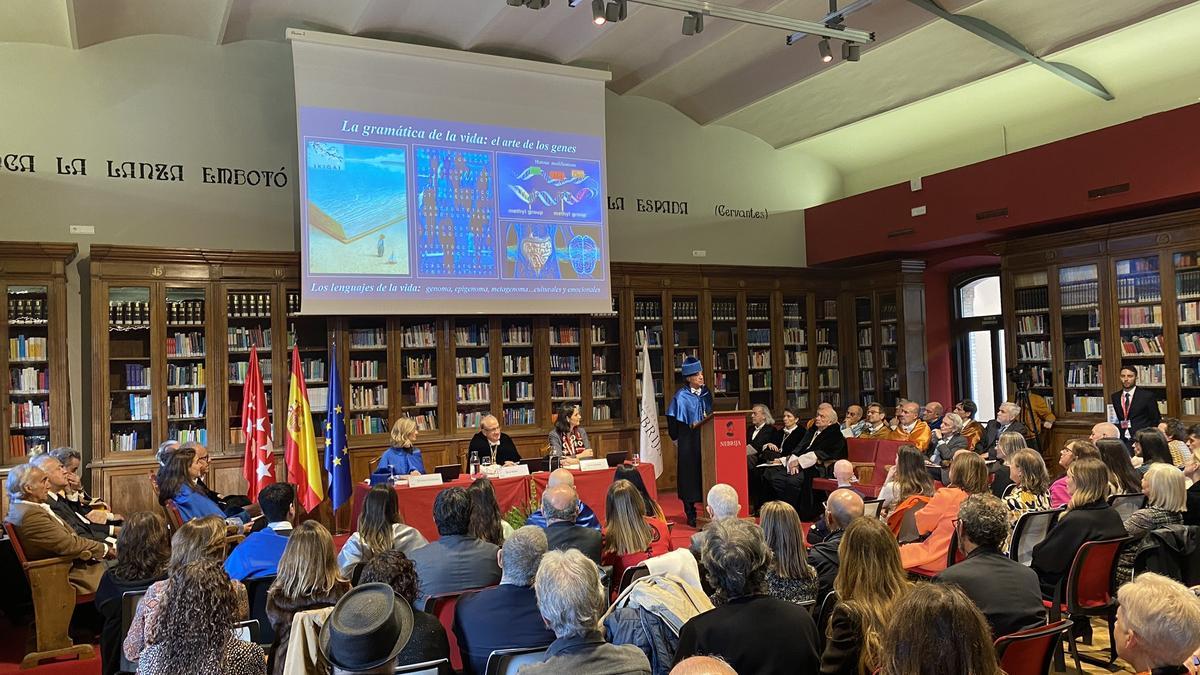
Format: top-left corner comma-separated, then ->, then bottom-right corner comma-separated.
756,461 -> 785,468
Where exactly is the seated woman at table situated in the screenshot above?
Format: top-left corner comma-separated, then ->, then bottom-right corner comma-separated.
602,479 -> 674,592
614,463 -> 668,523
337,483 -> 428,576
156,445 -> 248,529
549,403 -> 593,466
377,417 -> 426,477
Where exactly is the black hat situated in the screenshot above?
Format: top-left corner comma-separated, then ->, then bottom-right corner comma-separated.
319,583 -> 414,672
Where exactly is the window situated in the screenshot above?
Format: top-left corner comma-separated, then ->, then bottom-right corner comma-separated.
953,274 -> 1006,422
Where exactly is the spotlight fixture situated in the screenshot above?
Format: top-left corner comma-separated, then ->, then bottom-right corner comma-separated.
682,11 -> 704,35
605,0 -> 628,22
818,38 -> 833,62
507,0 -> 523,6
842,41 -> 860,61
591,0 -> 607,23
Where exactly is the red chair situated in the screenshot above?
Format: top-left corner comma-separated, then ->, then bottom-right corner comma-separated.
994,619 -> 1073,675
3,522 -> 97,669
1043,537 -> 1131,672
944,530 -> 965,569
424,587 -> 493,672
163,501 -> 184,531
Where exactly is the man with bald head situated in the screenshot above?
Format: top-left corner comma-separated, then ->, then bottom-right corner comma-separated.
525,468 -> 600,530
766,406 -> 848,520
1090,421 -> 1121,443
841,404 -> 866,438
541,484 -> 602,564
922,401 -> 944,431
888,401 -> 933,450
807,488 -> 864,601
671,656 -> 737,675
467,414 -> 521,465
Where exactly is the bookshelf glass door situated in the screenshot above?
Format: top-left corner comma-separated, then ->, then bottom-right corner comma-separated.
672,295 -> 701,400
8,285 -> 51,455
1059,265 -> 1103,414
165,287 -> 209,446
549,318 -> 582,421
226,289 -> 274,446
746,296 -> 772,407
1115,255 -> 1166,415
399,319 -> 438,431
816,296 -> 842,408
588,295 -> 622,424
855,296 -> 876,406
1013,272 -> 1053,407
502,318 -> 536,427
454,318 -> 491,432
782,295 -> 809,410
109,286 -> 153,452
286,289 -> 330,434
879,292 -> 900,408
711,296 -> 741,402
634,295 -> 665,413
1175,251 -> 1200,415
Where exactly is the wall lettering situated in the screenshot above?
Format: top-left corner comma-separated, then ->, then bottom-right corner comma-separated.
715,204 -> 769,219
1,154 -> 35,173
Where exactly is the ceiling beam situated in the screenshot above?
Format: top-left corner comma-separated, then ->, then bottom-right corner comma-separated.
63,0 -> 79,49
906,0 -> 1113,101
213,0 -> 236,45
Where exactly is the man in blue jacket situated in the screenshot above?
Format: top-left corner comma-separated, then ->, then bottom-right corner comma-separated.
224,482 -> 295,581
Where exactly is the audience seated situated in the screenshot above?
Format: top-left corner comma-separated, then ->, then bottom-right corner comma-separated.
987,431 -> 1027,497
1098,438 -> 1143,496
879,583 -> 1003,675
31,453 -> 117,546
899,451 -> 990,574
49,447 -> 124,528
766,406 -> 848,520
4,463 -> 111,594
1001,448 -> 1052,529
135,559 -> 265,675
1135,428 -> 1177,475
821,517 -> 911,675
468,477 -> 514,546
265,520 -> 350,675
1186,429 -> 1200,526
524,468 -> 601,530
876,444 -> 934,513
541,484 -> 602,564
224,482 -> 295,581
689,483 -> 739,555
454,526 -> 555,675
976,403 -> 1028,460
886,402 -> 932,451
926,413 -> 968,474
1113,573 -> 1200,675
808,489 -> 865,602
408,487 -> 501,605
613,464 -> 668,523
751,407 -> 804,512
523,549 -> 651,675
807,460 -> 862,544
319,582 -> 419,675
935,494 -> 1045,639
759,501 -> 817,605
602,479 -> 674,589
1116,462 -> 1187,586
1090,421 -> 1121,443
1160,417 -> 1193,468
156,444 -> 246,526
95,512 -> 170,675
842,404 -> 867,438
124,516 -> 248,662
670,656 -> 737,675
1031,457 -> 1127,598
675,518 -> 820,673
358,550 -> 452,673
338,483 -> 428,574
859,403 -> 891,440
1048,438 -> 1101,508
953,400 -> 984,451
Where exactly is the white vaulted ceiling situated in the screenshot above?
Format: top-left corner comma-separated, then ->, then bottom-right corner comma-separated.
3,0 -> 1199,189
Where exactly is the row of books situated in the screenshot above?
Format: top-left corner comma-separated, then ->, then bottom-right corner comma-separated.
504,407 -> 536,425
749,371 -> 771,389
820,391 -> 842,407
592,379 -> 618,397
10,400 -> 49,427
408,382 -> 437,406
786,370 -> 809,389
457,382 -> 490,403
111,431 -> 142,452
9,432 -> 47,455
857,328 -> 872,347
503,354 -> 532,375
406,356 -> 434,379
1116,275 -> 1162,304
167,363 -> 204,387
228,293 -> 271,318
286,293 -> 302,316
1129,364 -> 1166,385
503,380 -> 534,401
858,351 -> 874,369
455,325 -> 488,347
712,300 -> 737,321
591,324 -> 612,343
1070,396 -> 1106,413
456,356 -> 489,376
822,300 -> 838,320
881,325 -> 898,345
632,300 -> 663,321
551,379 -> 582,398
746,302 -> 770,322
169,427 -> 208,444
227,326 -> 271,351
884,372 -> 900,391
592,404 -> 614,421
1120,335 -> 1164,355
301,359 -> 325,381
672,300 -> 699,320
167,392 -> 206,419
746,328 -> 771,344
881,351 -> 896,370
748,350 -> 771,369
816,327 -> 836,345
349,359 -> 383,380
712,371 -> 736,394
9,298 -> 48,322
125,394 -> 153,421
167,300 -> 205,325
1179,269 -> 1200,300
1180,302 -> 1200,324
861,371 -> 875,391
783,302 -> 804,321
349,327 -> 386,348
10,366 -> 48,392
109,301 -> 150,326
786,350 -> 808,368
402,325 -> 436,348
818,349 -> 839,368
503,325 -> 532,343
350,384 -> 387,409
9,335 -> 47,360
407,411 -> 437,431
123,364 -> 150,389
1066,365 -> 1103,387
783,327 -> 807,345
1061,281 -> 1099,309
1065,339 -> 1102,360
550,354 -> 580,372
1018,341 -> 1050,360
1118,306 -> 1162,327
457,411 -> 485,429
819,369 -> 841,388
591,353 -> 608,372
1016,315 -> 1047,334
166,332 -> 205,357
227,360 -> 272,384
349,415 -> 387,435
635,328 -> 663,347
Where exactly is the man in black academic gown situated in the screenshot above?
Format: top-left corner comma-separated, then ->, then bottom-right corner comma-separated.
765,406 -> 847,520
1111,365 -> 1162,451
667,356 -> 712,527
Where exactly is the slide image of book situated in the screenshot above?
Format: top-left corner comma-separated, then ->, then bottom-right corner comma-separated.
502,222 -> 603,280
414,146 -> 497,278
305,140 -> 411,276
497,154 -> 602,224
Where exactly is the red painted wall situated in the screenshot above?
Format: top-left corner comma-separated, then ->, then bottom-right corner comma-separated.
805,103 -> 1200,266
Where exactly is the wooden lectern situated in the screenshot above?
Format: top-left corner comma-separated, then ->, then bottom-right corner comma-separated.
701,409 -> 751,518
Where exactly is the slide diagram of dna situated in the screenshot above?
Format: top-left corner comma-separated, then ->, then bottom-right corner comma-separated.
506,165 -> 598,208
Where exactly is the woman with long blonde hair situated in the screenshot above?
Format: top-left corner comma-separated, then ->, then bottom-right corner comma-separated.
822,517 -> 911,675
266,520 -> 350,675
760,501 -> 818,605
1031,458 -> 1126,597
601,479 -> 673,591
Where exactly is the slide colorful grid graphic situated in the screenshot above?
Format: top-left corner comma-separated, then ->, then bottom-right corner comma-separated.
414,147 -> 498,278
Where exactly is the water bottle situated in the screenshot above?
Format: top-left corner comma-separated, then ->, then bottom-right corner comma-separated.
469,451 -> 480,476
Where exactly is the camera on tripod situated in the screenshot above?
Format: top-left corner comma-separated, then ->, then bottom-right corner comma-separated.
1007,366 -> 1033,392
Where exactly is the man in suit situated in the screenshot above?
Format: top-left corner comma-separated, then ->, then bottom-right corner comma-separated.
746,404 -> 781,459
1111,365 -> 1162,450
921,401 -> 944,434
408,487 -> 502,606
977,402 -> 1029,460
766,407 -> 848,520
936,494 -> 1044,639
453,526 -> 556,675
467,414 -> 522,466
224,482 -> 294,581
807,489 -> 864,602
31,453 -> 116,546
841,404 -> 866,438
541,485 -> 602,564
954,399 -> 984,451
524,468 -> 600,530
927,413 -> 970,483
4,464 -> 111,594
750,407 -> 804,513
888,401 -> 932,450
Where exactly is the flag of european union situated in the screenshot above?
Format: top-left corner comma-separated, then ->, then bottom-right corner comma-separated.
324,347 -> 351,511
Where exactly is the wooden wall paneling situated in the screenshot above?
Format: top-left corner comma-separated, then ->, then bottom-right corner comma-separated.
95,463 -> 160,518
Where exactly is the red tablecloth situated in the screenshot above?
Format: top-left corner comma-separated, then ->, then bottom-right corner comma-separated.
529,463 -> 657,526
350,474 -> 532,541
347,463 -> 656,540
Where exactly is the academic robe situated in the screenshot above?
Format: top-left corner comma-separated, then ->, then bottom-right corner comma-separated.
667,386 -> 713,504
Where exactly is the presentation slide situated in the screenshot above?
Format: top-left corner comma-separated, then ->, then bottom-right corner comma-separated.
300,109 -> 607,311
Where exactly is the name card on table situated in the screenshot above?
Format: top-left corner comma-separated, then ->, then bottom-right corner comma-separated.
498,464 -> 531,478
408,474 -> 445,488
579,459 -> 611,472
